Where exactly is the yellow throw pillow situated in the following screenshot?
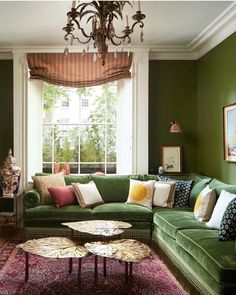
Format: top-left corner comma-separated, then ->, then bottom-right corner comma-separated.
126,179 -> 155,209
153,181 -> 176,208
72,181 -> 104,208
194,185 -> 216,221
32,172 -> 66,205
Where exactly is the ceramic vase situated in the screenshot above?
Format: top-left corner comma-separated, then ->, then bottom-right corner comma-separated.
0,149 -> 21,197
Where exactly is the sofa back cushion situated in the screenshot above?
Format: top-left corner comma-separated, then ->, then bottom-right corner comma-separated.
209,179 -> 236,198
64,174 -> 91,185
189,177 -> 212,207
90,175 -> 140,203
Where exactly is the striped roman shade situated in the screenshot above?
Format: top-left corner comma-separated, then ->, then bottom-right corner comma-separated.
27,52 -> 132,87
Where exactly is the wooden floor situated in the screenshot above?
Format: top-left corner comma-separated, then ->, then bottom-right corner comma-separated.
0,227 -> 24,247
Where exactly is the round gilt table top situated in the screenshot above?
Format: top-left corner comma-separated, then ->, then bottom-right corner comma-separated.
16,237 -> 89,258
85,239 -> 151,263
62,220 -> 132,236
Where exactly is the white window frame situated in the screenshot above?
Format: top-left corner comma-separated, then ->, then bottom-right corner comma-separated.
12,48 -> 149,189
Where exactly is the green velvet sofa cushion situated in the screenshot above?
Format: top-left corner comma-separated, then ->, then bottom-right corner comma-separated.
176,229 -> 236,284
64,174 -> 91,185
92,202 -> 153,221
153,209 -> 211,239
25,204 -> 93,221
90,175 -> 140,203
153,226 -> 236,295
210,179 -> 236,198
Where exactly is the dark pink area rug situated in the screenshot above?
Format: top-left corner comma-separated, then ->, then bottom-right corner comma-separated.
0,240 -> 187,295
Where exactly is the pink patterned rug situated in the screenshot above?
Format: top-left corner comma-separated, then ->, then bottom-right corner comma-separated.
0,240 -> 187,295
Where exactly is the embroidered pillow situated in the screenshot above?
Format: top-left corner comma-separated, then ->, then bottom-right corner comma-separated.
219,197 -> 236,241
126,179 -> 155,209
48,185 -> 77,208
32,172 -> 66,205
153,181 -> 176,208
157,176 -> 193,207
206,190 -> 236,229
194,185 -> 216,221
72,181 -> 104,208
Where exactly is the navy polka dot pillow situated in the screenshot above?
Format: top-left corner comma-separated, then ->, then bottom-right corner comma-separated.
158,176 -> 193,207
219,197 -> 236,241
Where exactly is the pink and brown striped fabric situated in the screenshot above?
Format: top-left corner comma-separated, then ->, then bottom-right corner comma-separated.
27,52 -> 132,88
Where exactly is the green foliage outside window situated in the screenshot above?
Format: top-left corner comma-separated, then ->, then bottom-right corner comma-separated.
42,82 -> 117,173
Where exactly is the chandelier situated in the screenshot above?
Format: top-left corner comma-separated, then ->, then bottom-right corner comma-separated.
63,1 -> 145,65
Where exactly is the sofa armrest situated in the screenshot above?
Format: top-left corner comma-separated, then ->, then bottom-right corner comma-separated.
24,189 -> 41,209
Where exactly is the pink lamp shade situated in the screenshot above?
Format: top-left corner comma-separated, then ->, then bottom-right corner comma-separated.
169,121 -> 182,133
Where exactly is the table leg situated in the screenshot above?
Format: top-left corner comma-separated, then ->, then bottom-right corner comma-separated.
69,258 -> 73,274
129,262 -> 133,278
77,258 -> 82,288
94,255 -> 98,288
125,262 -> 129,283
25,252 -> 29,283
103,257 -> 107,277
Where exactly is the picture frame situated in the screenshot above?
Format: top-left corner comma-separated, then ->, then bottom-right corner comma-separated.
223,103 -> 236,162
160,145 -> 182,173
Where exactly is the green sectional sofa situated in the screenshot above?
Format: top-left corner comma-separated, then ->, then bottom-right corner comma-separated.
23,173 -> 236,295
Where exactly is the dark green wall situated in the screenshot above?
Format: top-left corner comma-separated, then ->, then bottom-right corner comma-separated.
0,60 -> 13,165
149,60 -> 198,173
197,32 -> 236,183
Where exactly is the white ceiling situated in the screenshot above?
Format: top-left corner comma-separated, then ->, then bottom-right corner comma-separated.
0,1 -> 234,54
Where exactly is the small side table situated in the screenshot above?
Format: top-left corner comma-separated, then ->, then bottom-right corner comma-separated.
0,192 -> 24,228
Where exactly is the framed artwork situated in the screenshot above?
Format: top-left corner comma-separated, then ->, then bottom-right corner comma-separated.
160,145 -> 182,173
223,103 -> 236,162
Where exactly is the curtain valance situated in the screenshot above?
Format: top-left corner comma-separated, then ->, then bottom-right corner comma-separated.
27,52 -> 132,87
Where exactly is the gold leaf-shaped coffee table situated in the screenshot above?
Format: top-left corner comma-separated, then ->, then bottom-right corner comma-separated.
16,237 -> 89,287
62,220 -> 132,236
85,239 -> 151,284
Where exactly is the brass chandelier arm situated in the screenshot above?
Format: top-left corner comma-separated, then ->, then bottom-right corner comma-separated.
62,1 -> 145,65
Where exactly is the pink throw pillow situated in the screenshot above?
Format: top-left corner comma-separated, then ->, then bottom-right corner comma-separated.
48,185 -> 77,208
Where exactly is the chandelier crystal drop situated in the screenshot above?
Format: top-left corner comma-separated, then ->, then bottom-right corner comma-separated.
63,1 -> 145,66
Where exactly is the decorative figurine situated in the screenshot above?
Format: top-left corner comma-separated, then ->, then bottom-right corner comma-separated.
0,149 -> 21,197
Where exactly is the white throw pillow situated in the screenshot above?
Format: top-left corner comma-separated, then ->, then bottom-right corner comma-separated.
206,190 -> 236,229
153,181 -> 176,208
72,181 -> 104,208
126,179 -> 155,209
194,185 -> 216,221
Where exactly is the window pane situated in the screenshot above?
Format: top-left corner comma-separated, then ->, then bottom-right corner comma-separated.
80,125 -> 105,162
106,125 -> 117,162
42,163 -> 53,174
106,164 -> 116,174
106,83 -> 117,123
53,125 -> 78,162
42,83 -> 73,124
43,126 -> 53,162
80,164 -> 105,174
69,163 -> 79,174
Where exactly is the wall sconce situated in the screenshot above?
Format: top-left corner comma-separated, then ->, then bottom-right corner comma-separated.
169,120 -> 182,133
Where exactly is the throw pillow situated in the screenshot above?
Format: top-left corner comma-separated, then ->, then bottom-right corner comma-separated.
193,185 -> 216,221
48,185 -> 77,208
126,179 -> 155,209
219,197 -> 236,241
72,181 -> 104,208
206,190 -> 236,229
32,172 -> 66,205
157,176 -> 193,207
153,181 -> 176,208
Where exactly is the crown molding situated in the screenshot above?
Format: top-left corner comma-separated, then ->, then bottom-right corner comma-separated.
0,52 -> 13,60
188,2 -> 236,58
1,2 -> 235,61
149,50 -> 196,60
